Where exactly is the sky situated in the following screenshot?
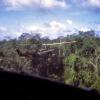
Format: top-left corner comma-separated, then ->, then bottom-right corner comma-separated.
0,0 -> 100,39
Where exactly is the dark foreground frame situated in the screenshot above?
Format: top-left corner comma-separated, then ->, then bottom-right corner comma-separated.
0,70 -> 100,99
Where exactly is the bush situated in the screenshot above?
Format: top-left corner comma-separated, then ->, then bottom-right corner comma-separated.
92,77 -> 100,92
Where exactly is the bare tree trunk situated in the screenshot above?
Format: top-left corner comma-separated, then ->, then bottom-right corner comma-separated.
89,61 -> 98,77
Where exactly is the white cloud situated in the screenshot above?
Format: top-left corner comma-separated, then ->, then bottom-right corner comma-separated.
66,19 -> 72,25
19,20 -> 75,39
0,26 -> 22,40
78,0 -> 100,8
3,0 -> 38,10
87,0 -> 100,8
0,26 -> 7,32
0,20 -> 77,39
3,0 -> 68,10
95,25 -> 100,31
41,0 -> 67,8
0,26 -> 11,40
14,32 -> 22,37
80,27 -> 91,32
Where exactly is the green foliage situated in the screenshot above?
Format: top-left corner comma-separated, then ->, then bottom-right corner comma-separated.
0,31 -> 100,92
64,54 -> 81,86
64,67 -> 77,85
92,77 -> 100,92
79,69 -> 95,88
64,50 -> 98,89
64,54 -> 79,67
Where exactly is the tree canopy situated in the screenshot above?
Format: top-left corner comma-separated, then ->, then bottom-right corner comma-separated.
0,31 -> 100,92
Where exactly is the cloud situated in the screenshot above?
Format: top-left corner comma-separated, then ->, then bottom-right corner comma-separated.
3,0 -> 38,10
77,0 -> 100,9
0,26 -> 22,40
87,0 -> 100,8
0,26 -> 7,32
80,27 -> 91,32
3,0 -> 68,10
41,0 -> 67,8
95,25 -> 100,31
66,19 -> 72,25
19,20 -> 75,39
0,26 -> 10,40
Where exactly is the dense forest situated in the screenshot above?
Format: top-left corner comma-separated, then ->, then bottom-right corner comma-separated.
0,30 -> 100,92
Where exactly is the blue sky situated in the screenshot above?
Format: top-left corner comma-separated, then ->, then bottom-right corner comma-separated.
0,0 -> 100,39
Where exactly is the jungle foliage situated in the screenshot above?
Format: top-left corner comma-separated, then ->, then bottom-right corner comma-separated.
0,31 -> 100,92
